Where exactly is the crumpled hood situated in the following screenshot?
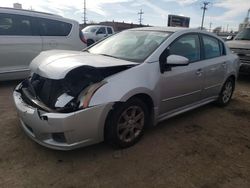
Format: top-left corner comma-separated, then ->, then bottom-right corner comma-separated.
226,40 -> 250,49
30,50 -> 138,79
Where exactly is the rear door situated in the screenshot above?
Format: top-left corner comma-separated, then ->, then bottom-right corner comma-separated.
200,34 -> 227,98
36,18 -> 73,51
96,27 -> 107,41
159,34 -> 204,115
0,13 -> 42,77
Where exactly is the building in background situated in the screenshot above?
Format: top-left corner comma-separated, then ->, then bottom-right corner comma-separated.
168,15 -> 190,28
13,3 -> 22,9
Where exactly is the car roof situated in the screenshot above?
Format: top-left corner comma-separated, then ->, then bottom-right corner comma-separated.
85,25 -> 111,28
0,7 -> 61,17
129,26 -> 223,41
130,26 -> 189,33
0,7 -> 77,23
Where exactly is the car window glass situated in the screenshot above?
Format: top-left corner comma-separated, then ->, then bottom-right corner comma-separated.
97,27 -> 106,34
202,35 -> 221,59
38,18 -> 72,36
0,13 -> 32,36
169,34 -> 200,62
107,27 -> 112,34
89,30 -> 170,63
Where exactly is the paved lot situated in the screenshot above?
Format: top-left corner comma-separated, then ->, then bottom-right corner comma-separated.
0,76 -> 250,188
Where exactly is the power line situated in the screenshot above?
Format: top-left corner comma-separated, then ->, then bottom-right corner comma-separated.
200,1 -> 210,30
138,9 -> 144,26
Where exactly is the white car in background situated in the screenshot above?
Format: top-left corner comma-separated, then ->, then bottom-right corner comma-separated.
82,25 -> 115,46
0,7 -> 87,81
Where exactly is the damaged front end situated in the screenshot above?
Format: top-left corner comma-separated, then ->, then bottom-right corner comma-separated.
17,65 -> 134,113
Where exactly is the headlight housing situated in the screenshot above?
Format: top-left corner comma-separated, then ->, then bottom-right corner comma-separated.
78,81 -> 107,108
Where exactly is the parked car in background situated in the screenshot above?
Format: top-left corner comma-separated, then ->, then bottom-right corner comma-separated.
82,25 -> 115,46
0,7 -> 87,81
13,27 -> 239,150
227,28 -> 250,73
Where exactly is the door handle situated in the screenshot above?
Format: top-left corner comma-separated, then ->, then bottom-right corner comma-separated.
196,69 -> 203,76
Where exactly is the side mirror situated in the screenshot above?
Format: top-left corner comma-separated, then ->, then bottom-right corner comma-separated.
166,55 -> 189,66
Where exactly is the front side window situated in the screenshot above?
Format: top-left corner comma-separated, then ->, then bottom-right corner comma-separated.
97,27 -> 106,34
38,18 -> 72,36
202,35 -> 220,59
169,34 -> 200,62
88,30 -> 170,63
0,13 -> 32,36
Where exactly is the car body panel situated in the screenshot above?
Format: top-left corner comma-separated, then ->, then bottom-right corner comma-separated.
14,85 -> 113,150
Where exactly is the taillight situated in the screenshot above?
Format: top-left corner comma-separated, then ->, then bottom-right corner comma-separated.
80,31 -> 87,44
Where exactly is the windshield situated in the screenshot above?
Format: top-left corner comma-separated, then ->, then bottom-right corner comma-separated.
88,30 -> 170,63
235,28 -> 250,40
82,26 -> 98,33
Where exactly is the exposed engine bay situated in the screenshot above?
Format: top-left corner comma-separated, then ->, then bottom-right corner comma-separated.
17,65 -> 135,113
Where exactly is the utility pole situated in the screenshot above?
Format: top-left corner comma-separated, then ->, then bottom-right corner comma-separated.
138,9 -> 144,26
83,0 -> 87,26
209,22 -> 212,32
200,1 -> 210,30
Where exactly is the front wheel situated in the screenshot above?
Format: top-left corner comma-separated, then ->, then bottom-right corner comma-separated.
105,98 -> 149,148
216,78 -> 235,106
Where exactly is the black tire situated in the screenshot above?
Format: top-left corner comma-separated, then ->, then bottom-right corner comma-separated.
216,77 -> 235,106
105,98 -> 149,148
87,39 -> 95,46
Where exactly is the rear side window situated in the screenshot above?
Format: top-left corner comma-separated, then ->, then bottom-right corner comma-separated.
169,34 -> 200,62
107,27 -> 113,34
37,18 -> 72,36
202,35 -> 221,59
0,13 -> 32,36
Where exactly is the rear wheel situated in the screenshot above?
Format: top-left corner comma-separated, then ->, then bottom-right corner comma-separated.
216,78 -> 235,106
105,98 -> 148,148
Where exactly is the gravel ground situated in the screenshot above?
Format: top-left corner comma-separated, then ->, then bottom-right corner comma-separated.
0,75 -> 250,188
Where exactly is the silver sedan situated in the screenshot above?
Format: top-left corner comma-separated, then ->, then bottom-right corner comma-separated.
13,27 -> 239,150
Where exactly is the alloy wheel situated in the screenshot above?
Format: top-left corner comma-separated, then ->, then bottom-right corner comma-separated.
117,106 -> 145,143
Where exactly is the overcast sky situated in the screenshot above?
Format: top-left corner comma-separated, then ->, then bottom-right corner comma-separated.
1,0 -> 250,31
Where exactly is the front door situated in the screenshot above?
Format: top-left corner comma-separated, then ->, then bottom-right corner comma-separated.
159,34 -> 204,116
